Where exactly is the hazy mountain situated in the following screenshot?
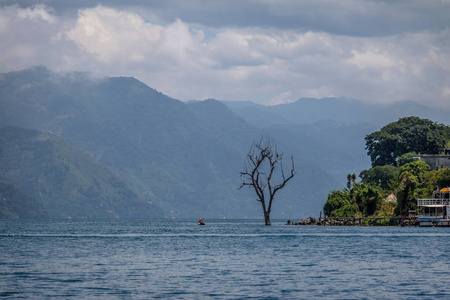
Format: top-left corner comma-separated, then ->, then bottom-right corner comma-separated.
6,67 -> 447,219
0,67 -> 336,219
186,99 -> 337,219
224,97 -> 450,127
0,126 -> 160,218
223,98 -> 450,184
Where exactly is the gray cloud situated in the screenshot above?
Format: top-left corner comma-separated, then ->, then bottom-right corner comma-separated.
4,0 -> 450,36
0,1 -> 449,108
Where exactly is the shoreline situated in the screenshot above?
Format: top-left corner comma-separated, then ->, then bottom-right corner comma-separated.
287,216 -> 419,227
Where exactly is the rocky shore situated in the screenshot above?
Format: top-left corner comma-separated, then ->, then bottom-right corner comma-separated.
287,216 -> 419,226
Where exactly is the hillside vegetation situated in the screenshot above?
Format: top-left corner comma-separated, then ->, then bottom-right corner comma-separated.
3,67 -> 449,219
323,117 -> 450,217
0,67 -> 335,218
0,126 -> 160,218
0,179 -> 47,219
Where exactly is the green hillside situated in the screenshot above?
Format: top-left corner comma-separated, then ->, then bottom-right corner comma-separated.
0,67 -> 336,218
0,126 -> 160,218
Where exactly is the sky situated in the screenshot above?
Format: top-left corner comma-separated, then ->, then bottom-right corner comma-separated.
1,0 -> 450,108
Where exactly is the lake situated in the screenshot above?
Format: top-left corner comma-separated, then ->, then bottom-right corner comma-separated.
1,219 -> 449,299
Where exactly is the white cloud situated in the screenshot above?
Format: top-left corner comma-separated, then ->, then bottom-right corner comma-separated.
267,91 -> 294,106
0,3 -> 449,109
0,4 -> 63,71
348,49 -> 397,70
17,4 -> 56,23
66,6 -> 164,64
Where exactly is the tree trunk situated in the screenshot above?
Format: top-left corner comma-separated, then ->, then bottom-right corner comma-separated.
264,212 -> 271,225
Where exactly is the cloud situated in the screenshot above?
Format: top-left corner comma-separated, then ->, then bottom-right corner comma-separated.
0,4 -> 66,71
37,0 -> 450,36
16,3 -> 56,23
66,6 -> 164,64
0,3 -> 449,109
348,49 -> 397,70
5,0 -> 450,36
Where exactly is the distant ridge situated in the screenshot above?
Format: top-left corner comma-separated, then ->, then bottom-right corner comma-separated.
224,97 -> 450,126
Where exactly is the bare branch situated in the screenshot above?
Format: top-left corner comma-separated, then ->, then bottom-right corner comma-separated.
238,136 -> 296,225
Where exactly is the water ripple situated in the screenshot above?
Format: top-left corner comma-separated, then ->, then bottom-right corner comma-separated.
1,219 -> 449,299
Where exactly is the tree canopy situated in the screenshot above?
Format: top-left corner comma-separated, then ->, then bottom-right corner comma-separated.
324,116 -> 450,218
365,116 -> 450,167
359,165 -> 398,190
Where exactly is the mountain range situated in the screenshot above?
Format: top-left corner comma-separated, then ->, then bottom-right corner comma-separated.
1,66 -> 448,219
222,98 -> 450,180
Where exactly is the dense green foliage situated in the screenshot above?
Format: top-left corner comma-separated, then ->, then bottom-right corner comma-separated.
323,189 -> 353,217
433,168 -> 450,188
359,165 -> 398,190
324,179 -> 385,218
324,117 -> 450,217
365,116 -> 450,167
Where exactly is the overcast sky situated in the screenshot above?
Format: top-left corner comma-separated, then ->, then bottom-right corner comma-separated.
1,0 -> 450,107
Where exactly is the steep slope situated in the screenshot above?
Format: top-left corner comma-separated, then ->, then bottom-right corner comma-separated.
0,67 -> 337,218
0,126 -> 160,218
0,179 -> 47,219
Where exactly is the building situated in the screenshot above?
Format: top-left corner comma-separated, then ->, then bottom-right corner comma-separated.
411,148 -> 450,170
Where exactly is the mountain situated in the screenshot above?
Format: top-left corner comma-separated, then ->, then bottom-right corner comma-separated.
186,100 -> 337,218
6,67 -> 447,219
223,97 -> 450,185
224,97 -> 450,127
0,126 -> 160,218
0,67 -> 337,219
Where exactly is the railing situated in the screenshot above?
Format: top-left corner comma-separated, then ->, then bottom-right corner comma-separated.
417,199 -> 450,206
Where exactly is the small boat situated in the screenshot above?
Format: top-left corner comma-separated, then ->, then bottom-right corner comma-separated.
198,219 -> 205,225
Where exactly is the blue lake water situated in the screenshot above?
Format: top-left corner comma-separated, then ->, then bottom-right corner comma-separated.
1,219 -> 449,299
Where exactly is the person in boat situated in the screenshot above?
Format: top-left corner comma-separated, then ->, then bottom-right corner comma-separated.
198,218 -> 205,225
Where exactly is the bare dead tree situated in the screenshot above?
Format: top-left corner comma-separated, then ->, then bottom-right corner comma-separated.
238,137 -> 296,225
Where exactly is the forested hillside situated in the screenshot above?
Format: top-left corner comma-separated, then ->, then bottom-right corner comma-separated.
0,126 -> 160,218
0,179 -> 47,219
0,67 -> 335,218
